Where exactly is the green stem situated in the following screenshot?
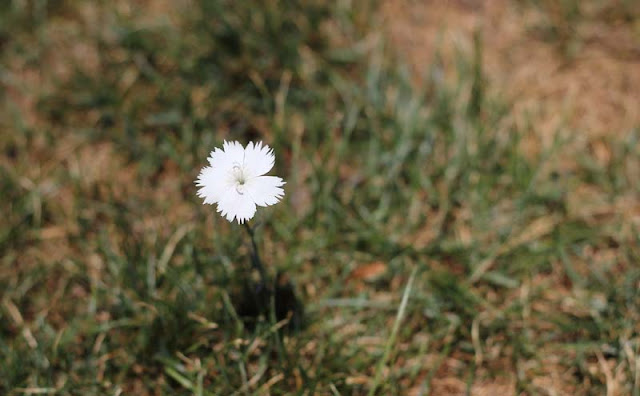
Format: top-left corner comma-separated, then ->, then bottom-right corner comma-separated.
243,222 -> 268,286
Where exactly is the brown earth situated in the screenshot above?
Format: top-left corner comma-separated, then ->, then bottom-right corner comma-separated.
380,0 -> 640,143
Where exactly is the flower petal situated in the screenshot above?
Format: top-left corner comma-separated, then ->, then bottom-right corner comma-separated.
195,166 -> 228,204
207,140 -> 245,170
216,186 -> 257,223
245,175 -> 285,207
243,141 -> 275,177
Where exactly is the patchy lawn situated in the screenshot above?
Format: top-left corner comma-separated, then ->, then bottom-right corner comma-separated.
1,1 -> 639,394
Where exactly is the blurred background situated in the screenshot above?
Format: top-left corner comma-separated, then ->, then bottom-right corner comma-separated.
1,0 -> 640,394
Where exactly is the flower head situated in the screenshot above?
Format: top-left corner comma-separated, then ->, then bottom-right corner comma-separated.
196,141 -> 285,224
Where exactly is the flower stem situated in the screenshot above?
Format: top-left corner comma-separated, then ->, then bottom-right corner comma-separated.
243,222 -> 268,286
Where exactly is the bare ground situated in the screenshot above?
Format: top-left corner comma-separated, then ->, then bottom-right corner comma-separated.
380,0 -> 640,142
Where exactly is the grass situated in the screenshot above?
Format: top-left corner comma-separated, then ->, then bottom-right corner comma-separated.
1,0 -> 639,394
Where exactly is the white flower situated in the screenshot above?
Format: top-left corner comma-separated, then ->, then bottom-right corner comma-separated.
195,141 -> 285,224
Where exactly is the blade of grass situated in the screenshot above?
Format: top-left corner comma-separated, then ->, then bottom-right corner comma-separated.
367,267 -> 417,396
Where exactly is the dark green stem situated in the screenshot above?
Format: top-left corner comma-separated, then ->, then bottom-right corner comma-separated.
243,222 -> 268,286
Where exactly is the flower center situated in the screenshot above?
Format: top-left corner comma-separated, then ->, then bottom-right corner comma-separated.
232,164 -> 247,194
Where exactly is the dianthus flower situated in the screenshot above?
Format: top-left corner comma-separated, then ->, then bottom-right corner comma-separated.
196,141 -> 285,223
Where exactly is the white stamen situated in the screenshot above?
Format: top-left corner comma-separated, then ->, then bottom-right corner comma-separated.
232,163 -> 246,194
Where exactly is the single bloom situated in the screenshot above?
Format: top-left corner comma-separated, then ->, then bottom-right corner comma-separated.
196,141 -> 285,224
